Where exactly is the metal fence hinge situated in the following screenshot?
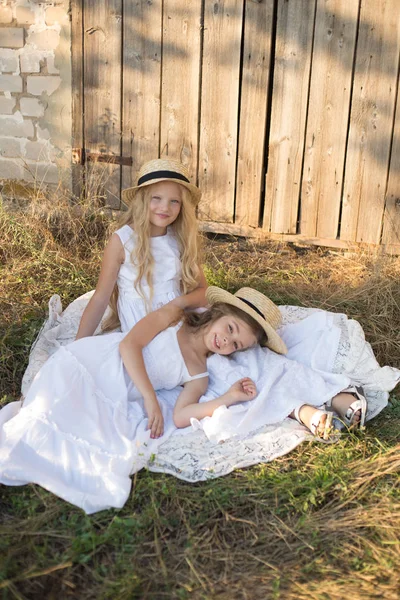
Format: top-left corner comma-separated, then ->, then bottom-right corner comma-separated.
72,148 -> 133,167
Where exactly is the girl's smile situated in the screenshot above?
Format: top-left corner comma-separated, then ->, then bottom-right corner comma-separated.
149,181 -> 182,235
205,316 -> 257,355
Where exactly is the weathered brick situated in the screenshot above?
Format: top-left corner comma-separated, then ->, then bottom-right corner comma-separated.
45,6 -> 67,26
36,124 -> 50,140
0,74 -> 23,92
27,75 -> 61,96
0,6 -> 13,24
20,51 -> 42,73
0,49 -> 19,73
0,112 -> 34,137
0,95 -> 16,114
25,140 -> 57,161
1,28 -> 24,49
25,161 -> 59,184
0,137 -> 24,158
0,158 -> 24,180
27,30 -> 60,51
46,55 -> 59,74
20,97 -> 45,117
16,6 -> 36,25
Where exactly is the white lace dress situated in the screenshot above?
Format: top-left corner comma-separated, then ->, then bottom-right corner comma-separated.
0,326 -> 207,514
114,225 -> 181,332
11,297 -> 400,503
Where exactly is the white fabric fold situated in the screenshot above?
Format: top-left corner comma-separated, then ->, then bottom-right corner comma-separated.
191,347 -> 351,443
0,294 -> 397,513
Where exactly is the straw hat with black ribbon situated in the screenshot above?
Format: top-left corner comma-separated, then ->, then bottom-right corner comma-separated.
121,159 -> 201,206
206,286 -> 287,355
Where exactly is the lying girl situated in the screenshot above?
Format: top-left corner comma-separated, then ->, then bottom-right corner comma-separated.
0,286 -> 286,512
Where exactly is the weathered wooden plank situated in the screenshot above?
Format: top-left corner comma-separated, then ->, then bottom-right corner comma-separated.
71,0 -> 84,200
84,0 -> 122,208
381,73 -> 400,246
198,0 -> 243,223
300,0 -> 359,238
159,1 -> 202,182
122,0 -> 162,193
199,221 -> 362,251
200,220 -> 400,253
340,0 -> 400,243
263,0 -> 316,234
235,0 -> 274,227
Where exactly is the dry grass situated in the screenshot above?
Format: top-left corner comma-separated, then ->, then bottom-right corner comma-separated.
0,182 -> 400,599
0,180 -> 110,397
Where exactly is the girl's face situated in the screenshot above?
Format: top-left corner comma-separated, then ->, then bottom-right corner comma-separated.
148,181 -> 183,235
204,315 -> 258,355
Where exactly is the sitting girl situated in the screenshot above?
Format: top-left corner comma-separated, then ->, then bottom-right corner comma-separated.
0,286 -> 286,511
76,158 -> 207,339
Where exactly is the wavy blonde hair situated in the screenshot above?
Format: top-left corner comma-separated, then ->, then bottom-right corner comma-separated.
103,183 -> 202,331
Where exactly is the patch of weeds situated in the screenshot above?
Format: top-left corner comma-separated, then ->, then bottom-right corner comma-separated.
203,264 -> 232,289
368,397 -> 400,443
0,310 -> 44,397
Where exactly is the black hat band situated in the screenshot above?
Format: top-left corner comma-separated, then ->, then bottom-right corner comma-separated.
237,297 -> 265,320
138,170 -> 190,186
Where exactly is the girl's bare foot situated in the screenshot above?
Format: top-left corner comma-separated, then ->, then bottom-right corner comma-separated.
291,404 -> 334,439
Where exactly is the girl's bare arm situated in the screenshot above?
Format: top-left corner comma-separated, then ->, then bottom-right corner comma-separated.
172,378 -> 208,428
170,267 -> 208,310
173,378 -> 257,428
76,234 -> 124,339
119,304 -> 183,438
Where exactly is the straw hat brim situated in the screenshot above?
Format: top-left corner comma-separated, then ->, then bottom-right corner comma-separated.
206,287 -> 287,355
121,178 -> 201,206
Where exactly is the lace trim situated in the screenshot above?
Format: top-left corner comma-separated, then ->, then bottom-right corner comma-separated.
149,423 -> 311,482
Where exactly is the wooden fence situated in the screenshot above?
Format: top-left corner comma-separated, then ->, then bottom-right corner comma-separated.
71,0 -> 400,251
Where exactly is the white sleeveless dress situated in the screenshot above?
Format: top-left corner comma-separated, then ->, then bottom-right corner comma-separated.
115,225 -> 181,331
19,226 -> 183,395
0,325 -> 208,513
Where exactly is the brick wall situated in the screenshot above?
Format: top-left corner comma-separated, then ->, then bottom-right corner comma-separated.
0,1 -> 71,188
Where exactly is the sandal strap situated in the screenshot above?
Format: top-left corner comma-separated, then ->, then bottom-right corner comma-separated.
309,409 -> 333,439
293,406 -> 339,443
293,405 -> 302,424
342,386 -> 367,427
345,400 -> 362,419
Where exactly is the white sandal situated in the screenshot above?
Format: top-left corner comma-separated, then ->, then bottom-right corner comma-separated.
293,405 -> 339,443
342,386 -> 367,428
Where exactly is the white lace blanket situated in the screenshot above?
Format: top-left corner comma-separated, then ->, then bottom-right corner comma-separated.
20,293 -> 399,483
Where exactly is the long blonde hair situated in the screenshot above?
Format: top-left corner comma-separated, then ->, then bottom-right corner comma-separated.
103,183 -> 202,331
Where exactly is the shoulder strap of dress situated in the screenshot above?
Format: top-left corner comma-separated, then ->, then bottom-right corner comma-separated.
115,225 -> 134,245
189,371 -> 209,381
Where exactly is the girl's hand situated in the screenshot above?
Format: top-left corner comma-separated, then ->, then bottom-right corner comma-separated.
144,397 -> 164,439
227,378 -> 257,404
